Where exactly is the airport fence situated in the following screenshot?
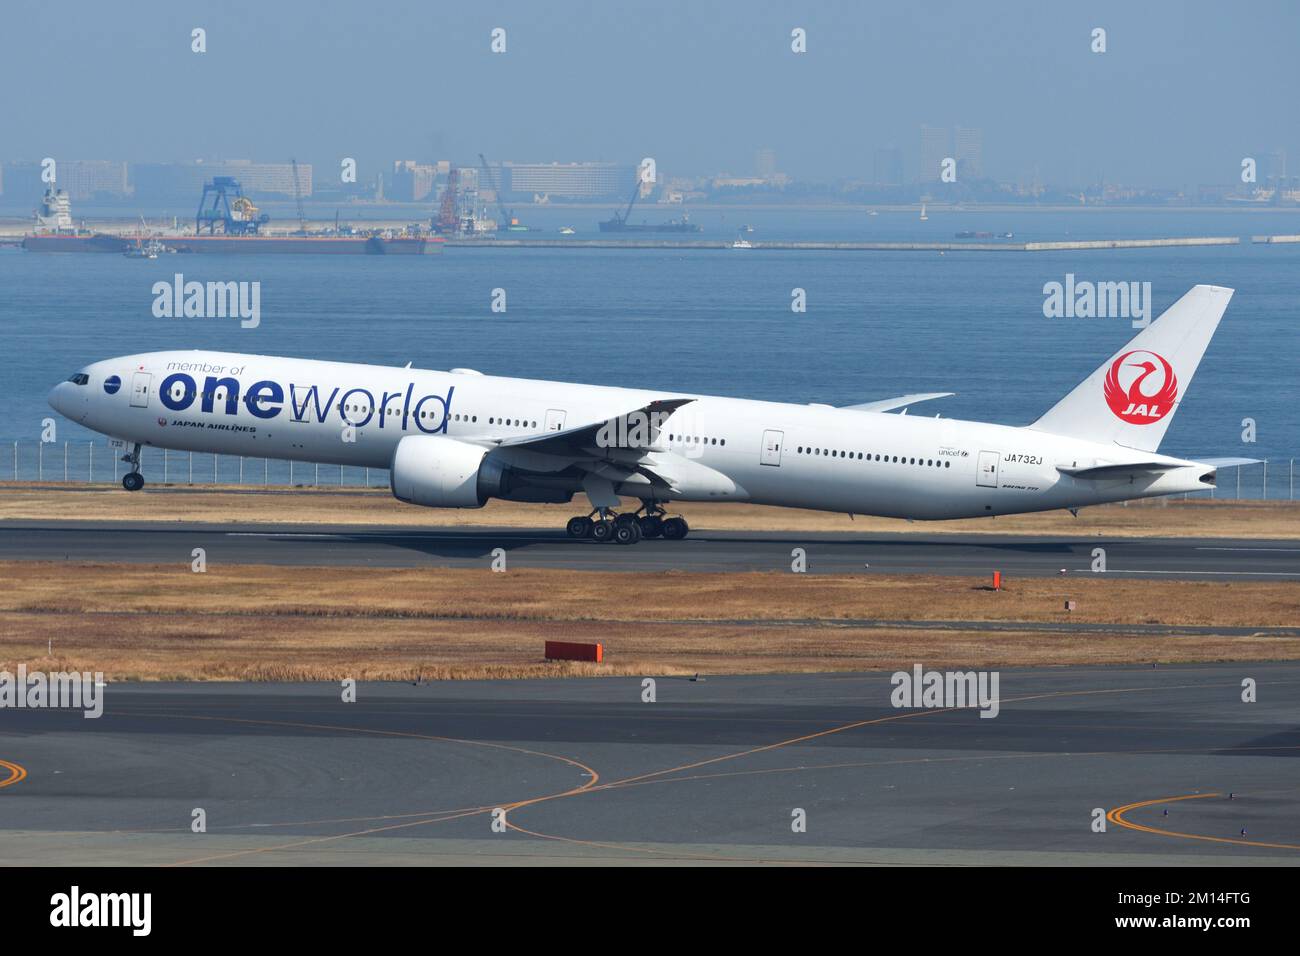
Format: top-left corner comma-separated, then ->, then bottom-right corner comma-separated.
4,440 -> 1299,501
6,440 -> 389,489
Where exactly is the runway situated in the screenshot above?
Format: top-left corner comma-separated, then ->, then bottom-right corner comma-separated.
3,519 -> 1300,579
1,665 -> 1298,865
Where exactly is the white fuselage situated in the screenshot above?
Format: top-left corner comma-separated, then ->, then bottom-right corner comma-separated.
49,350 -> 1213,520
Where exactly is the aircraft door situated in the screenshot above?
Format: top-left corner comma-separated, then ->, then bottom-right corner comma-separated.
130,372 -> 152,408
976,450 -> 999,488
760,429 -> 784,466
545,409 -> 566,432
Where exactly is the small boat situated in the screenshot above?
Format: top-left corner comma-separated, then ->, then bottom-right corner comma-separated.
867,209 -> 879,217
731,238 -> 753,249
558,226 -> 575,235
919,203 -> 928,221
124,238 -> 165,259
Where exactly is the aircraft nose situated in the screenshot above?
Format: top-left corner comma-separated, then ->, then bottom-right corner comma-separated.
48,381 -> 89,422
47,382 -> 69,415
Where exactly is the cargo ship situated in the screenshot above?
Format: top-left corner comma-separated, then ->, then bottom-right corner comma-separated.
21,188 -> 128,253
21,178 -> 443,255
161,233 -> 442,255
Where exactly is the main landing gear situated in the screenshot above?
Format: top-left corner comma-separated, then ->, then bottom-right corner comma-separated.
121,443 -> 145,491
565,503 -> 689,545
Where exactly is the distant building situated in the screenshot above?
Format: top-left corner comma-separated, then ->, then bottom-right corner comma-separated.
712,176 -> 768,189
1260,148 -> 1287,184
1,160 -> 129,201
390,160 -> 437,202
131,160 -> 313,201
61,160 -> 130,199
456,166 -> 480,192
873,146 -> 904,185
955,127 -> 983,179
917,126 -> 983,182
503,162 -> 634,200
919,126 -> 950,182
755,147 -> 777,179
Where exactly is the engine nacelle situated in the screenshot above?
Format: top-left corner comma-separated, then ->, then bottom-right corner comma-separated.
390,435 -> 498,509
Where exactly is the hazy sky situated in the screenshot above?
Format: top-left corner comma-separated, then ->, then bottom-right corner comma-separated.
4,0 -> 1297,186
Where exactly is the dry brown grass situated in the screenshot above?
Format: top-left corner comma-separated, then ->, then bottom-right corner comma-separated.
4,561 -> 1298,627
4,614 -> 1294,682
3,483 -> 1299,538
1,561 -> 1295,681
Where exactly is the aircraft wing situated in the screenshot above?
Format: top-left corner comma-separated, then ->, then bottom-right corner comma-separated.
840,392 -> 954,413
492,397 -> 695,455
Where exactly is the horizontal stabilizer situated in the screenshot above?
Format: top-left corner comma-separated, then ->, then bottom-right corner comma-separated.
1057,461 -> 1181,480
1194,457 -> 1260,468
841,392 -> 954,413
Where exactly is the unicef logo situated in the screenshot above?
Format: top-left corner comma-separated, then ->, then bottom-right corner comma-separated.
103,375 -> 122,395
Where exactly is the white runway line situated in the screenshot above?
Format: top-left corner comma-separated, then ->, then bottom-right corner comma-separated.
1109,569 -> 1300,576
226,532 -> 347,539
1196,546 -> 1300,552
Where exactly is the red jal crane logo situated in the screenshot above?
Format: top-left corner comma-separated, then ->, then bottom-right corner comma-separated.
1103,350 -> 1178,424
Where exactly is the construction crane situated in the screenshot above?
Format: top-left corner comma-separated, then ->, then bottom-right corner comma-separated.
435,167 -> 460,235
608,176 -> 642,228
196,177 -> 268,235
290,158 -> 307,234
478,153 -> 524,231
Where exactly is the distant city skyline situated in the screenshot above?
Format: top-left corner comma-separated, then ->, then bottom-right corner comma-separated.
6,140 -> 1297,209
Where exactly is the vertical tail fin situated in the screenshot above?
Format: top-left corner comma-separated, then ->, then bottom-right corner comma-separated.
1029,284 -> 1233,453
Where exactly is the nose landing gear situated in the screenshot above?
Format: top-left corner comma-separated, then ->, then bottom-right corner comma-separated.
563,503 -> 689,544
120,443 -> 145,491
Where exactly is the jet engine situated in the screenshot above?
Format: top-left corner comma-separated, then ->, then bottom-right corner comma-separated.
389,435 -> 499,508
389,434 -> 573,508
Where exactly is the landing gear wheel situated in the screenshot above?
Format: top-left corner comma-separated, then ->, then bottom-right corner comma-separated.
122,472 -> 145,492
566,516 -> 593,539
638,515 -> 664,539
590,520 -> 615,543
613,520 -> 642,545
661,516 -> 689,540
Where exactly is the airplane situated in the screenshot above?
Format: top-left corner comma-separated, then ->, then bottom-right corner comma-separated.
48,284 -> 1251,545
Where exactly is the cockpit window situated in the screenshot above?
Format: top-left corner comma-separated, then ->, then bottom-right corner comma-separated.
67,373 -> 90,385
